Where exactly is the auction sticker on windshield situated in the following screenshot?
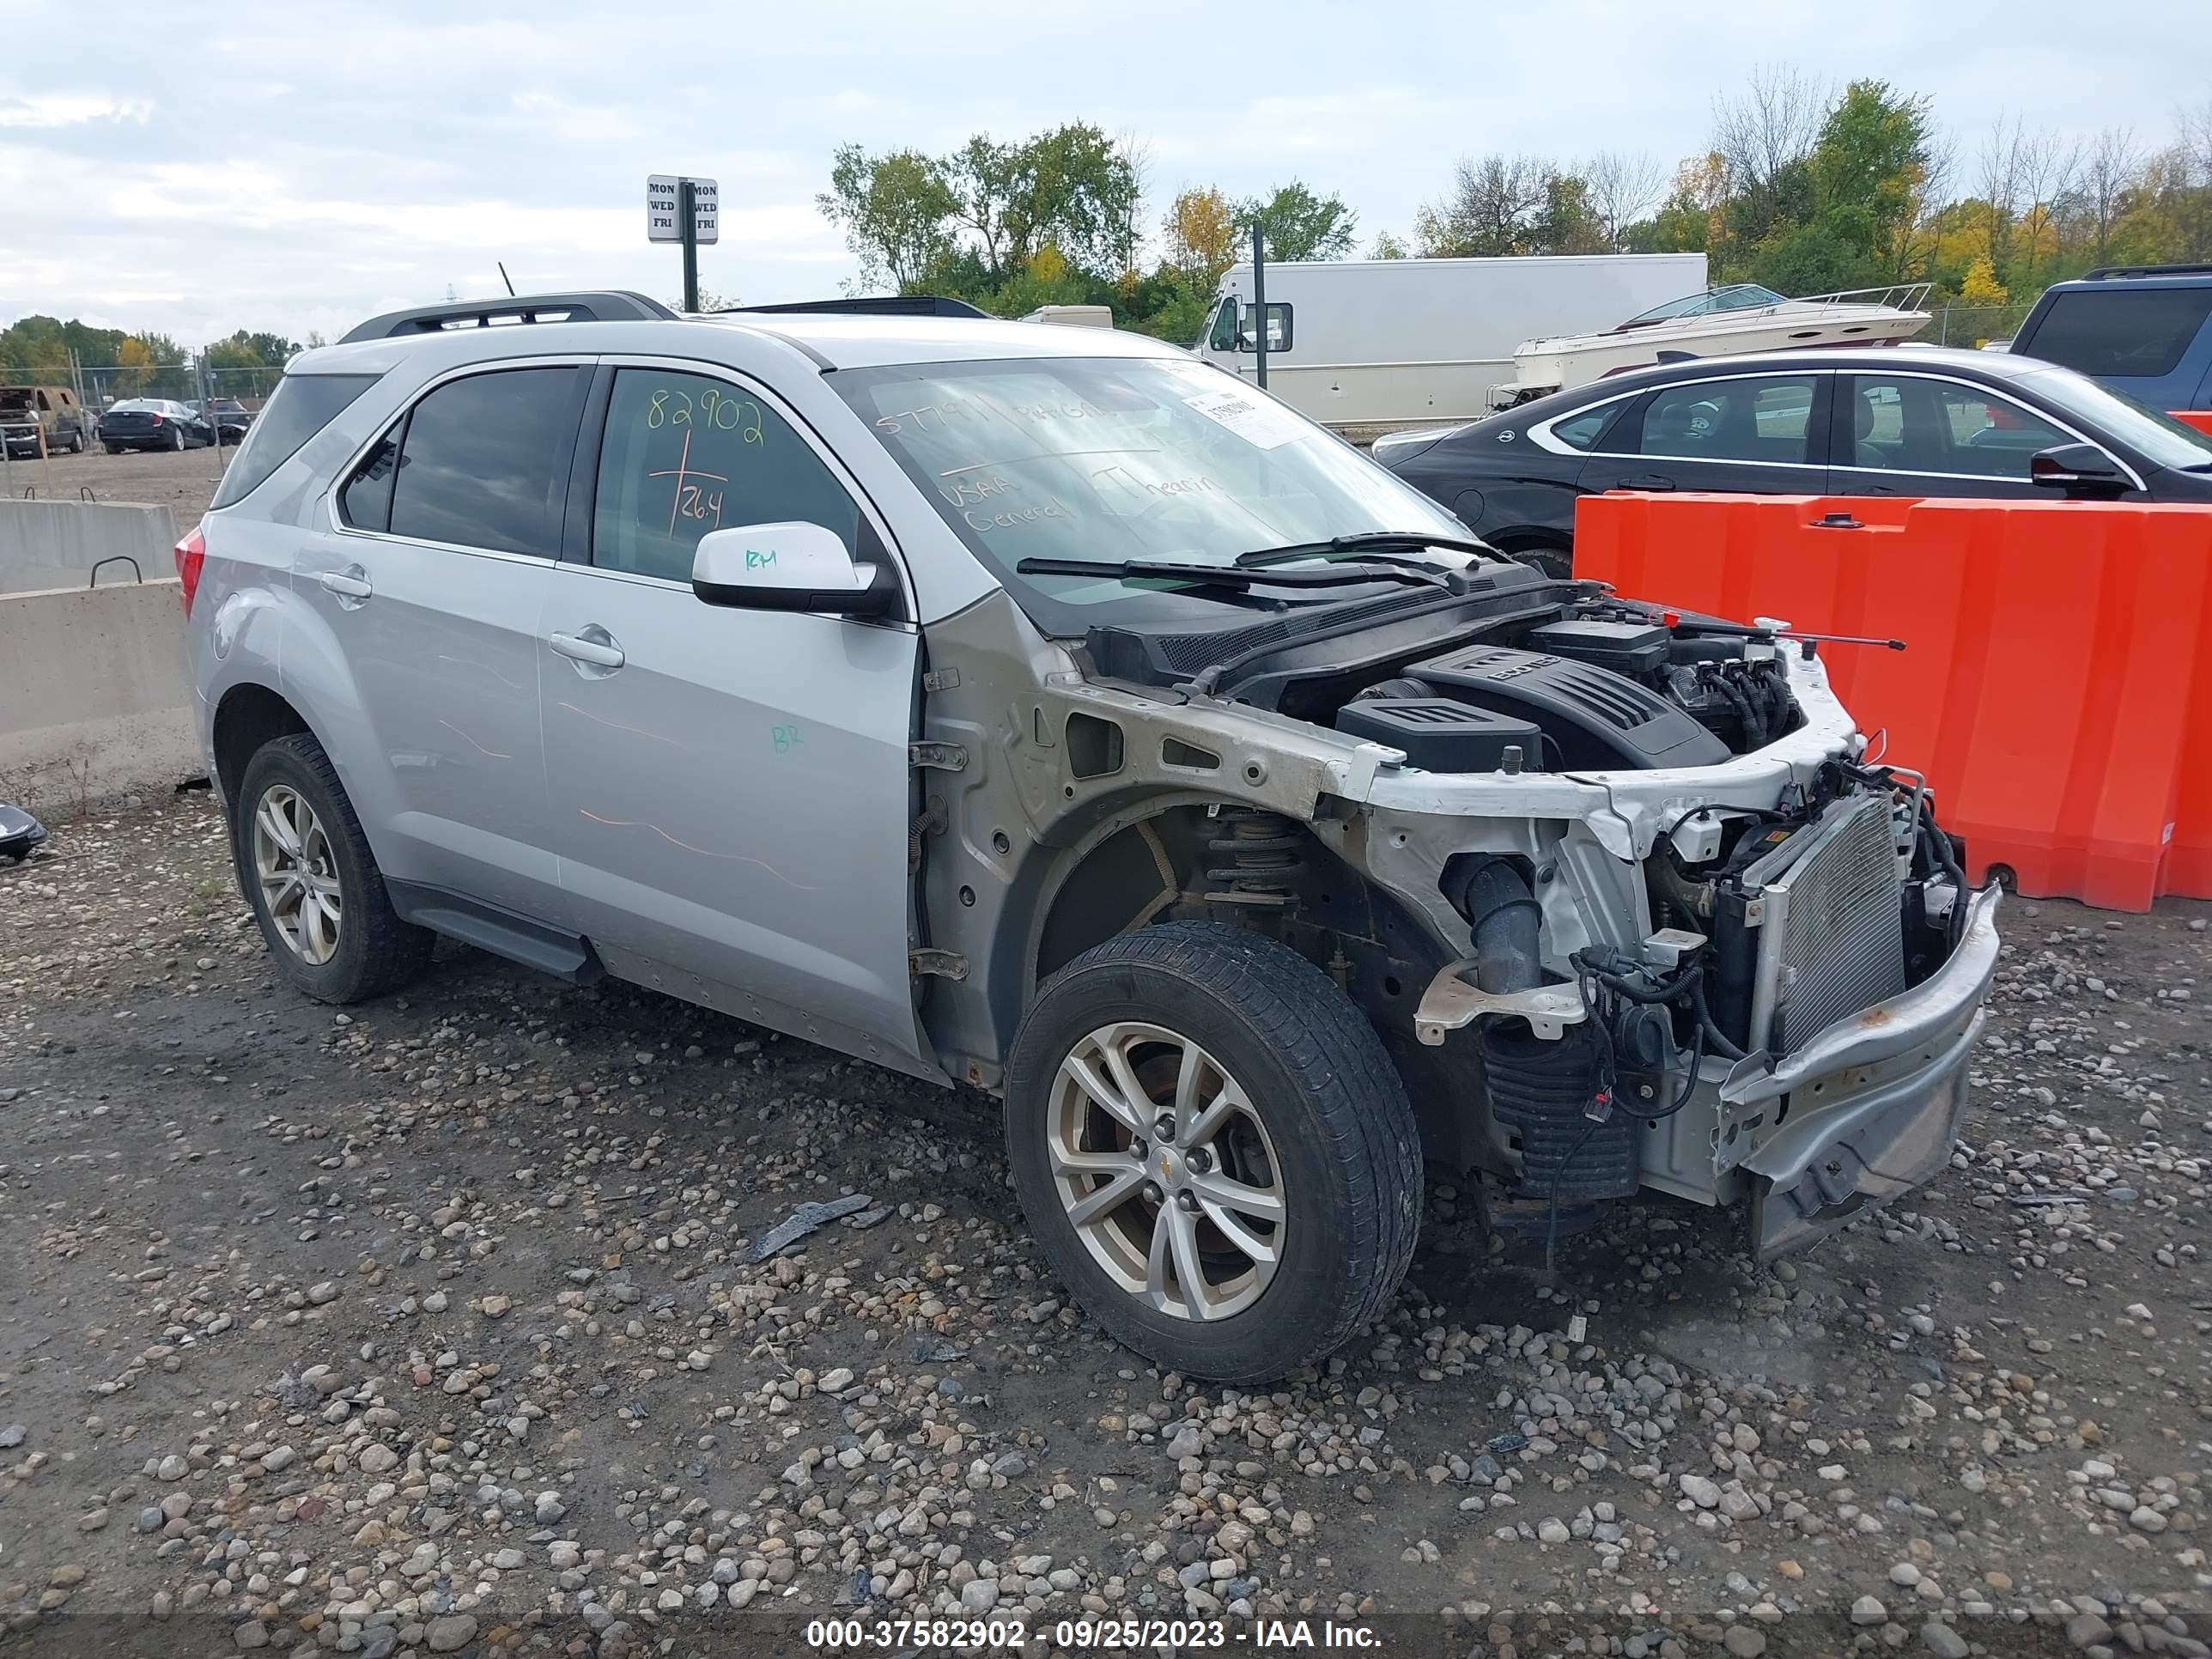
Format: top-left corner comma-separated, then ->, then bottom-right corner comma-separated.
1180,384 -> 1308,449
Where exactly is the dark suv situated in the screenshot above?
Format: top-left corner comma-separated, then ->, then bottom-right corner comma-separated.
2010,265 -> 2212,415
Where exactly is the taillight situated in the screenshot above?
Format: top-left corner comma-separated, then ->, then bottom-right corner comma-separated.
150,413 -> 164,426
174,526 -> 206,617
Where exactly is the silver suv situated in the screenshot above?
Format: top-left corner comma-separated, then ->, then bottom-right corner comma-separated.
184,290 -> 2000,1383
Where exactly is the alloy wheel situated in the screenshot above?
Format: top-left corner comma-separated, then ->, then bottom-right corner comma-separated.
1047,1021 -> 1285,1321
252,784 -> 343,964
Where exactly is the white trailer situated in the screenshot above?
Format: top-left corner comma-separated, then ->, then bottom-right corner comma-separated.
1194,252 -> 1709,433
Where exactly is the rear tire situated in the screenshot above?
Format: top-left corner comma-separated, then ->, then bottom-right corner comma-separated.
1005,921 -> 1421,1383
170,425 -> 184,452
231,733 -> 434,1003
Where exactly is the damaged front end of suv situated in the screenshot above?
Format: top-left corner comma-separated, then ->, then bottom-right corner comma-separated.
917,557 -> 1998,1268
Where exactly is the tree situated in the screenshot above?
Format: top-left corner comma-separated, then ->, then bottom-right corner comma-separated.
1417,154 -> 1549,256
817,144 -> 958,292
1959,254 -> 2008,307
1369,229 -> 1410,259
1236,180 -> 1357,261
1162,187 -> 1238,283
112,335 -> 155,396
1805,80 -> 1934,276
1582,151 -> 1666,252
1534,172 -> 1608,255
2073,127 -> 2145,265
1712,64 -> 1829,247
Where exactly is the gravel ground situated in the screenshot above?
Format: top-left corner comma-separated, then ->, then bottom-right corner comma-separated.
0,795 -> 2207,1659
2,443 -> 227,526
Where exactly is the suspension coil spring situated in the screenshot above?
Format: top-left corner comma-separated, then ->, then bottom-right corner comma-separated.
1203,809 -> 1307,910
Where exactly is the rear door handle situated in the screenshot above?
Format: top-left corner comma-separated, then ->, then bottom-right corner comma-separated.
319,566 -> 373,604
1621,474 -> 1678,491
549,629 -> 626,670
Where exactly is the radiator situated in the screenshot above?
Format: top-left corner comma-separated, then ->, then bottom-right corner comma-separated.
1741,793 -> 1907,1055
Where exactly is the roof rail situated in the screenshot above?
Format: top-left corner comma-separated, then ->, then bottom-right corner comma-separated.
2081,263 -> 2212,282
730,295 -> 991,319
339,290 -> 679,344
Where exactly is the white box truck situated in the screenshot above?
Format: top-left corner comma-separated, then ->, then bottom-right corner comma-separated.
1194,252 -> 1709,434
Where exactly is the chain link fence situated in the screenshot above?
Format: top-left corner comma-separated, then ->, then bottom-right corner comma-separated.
1928,302 -> 2038,349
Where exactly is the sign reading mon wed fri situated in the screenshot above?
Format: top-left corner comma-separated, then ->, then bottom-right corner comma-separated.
646,176 -> 719,245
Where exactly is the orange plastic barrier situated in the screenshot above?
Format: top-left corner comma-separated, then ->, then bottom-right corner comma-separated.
1574,493 -> 2212,911
2177,410 -> 2212,435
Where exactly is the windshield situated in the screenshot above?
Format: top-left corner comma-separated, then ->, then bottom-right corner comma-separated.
836,353 -> 1473,629
2020,366 -> 2212,471
1624,285 -> 1784,325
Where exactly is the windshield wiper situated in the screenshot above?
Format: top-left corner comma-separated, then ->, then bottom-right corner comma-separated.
1233,530 -> 1504,568
1013,556 -> 1459,593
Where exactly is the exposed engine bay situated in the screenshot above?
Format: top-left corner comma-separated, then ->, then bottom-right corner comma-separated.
1082,570 -> 1802,774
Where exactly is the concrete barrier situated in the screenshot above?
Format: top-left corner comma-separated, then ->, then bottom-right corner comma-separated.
0,578 -> 199,814
0,498 -> 179,595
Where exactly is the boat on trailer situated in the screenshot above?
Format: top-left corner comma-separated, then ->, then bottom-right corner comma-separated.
1498,283 -> 1933,406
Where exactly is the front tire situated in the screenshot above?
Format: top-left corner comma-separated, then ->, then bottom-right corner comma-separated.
1005,921 -> 1420,1383
232,733 -> 434,1002
1513,539 -> 1573,580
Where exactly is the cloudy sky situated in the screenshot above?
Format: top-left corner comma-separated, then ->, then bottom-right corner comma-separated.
3,0 -> 2206,347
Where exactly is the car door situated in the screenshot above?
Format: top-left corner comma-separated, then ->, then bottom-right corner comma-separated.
299,362 -> 588,924
539,360 -> 929,1072
1828,372 -> 2097,499
1573,372 -> 1832,500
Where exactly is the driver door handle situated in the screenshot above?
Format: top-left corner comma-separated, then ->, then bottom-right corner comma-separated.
550,629 -> 626,670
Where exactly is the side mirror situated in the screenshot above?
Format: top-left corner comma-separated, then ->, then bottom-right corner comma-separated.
2030,442 -> 2125,492
692,522 -> 896,617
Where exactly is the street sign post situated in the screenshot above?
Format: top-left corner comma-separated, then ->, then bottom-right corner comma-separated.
647,174 -> 718,313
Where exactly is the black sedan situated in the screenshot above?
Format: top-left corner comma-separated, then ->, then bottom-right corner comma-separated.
98,398 -> 216,453
1372,346 -> 2212,577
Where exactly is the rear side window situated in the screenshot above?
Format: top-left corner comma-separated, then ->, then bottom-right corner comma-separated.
2020,288 -> 2212,380
210,373 -> 377,508
1553,402 -> 1625,451
386,367 -> 588,555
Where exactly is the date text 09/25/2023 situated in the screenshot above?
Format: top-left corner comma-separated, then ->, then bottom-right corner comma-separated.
803,1617 -> 1383,1650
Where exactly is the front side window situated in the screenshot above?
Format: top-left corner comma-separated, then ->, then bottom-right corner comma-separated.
591,368 -> 861,583
1207,299 -> 1240,352
1844,376 -> 2067,479
835,352 -> 1468,633
1637,375 -> 1815,463
386,366 -> 587,555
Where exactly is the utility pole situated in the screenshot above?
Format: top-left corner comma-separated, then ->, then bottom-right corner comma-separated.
679,179 -> 701,313
1250,224 -> 1269,392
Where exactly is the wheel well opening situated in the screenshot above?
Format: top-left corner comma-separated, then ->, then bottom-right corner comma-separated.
213,684 -> 310,801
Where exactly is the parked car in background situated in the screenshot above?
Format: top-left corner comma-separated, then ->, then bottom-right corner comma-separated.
197,398 -> 257,445
1372,345 -> 2212,574
2008,264 -> 2212,414
1,383 -> 90,456
99,398 -> 216,453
